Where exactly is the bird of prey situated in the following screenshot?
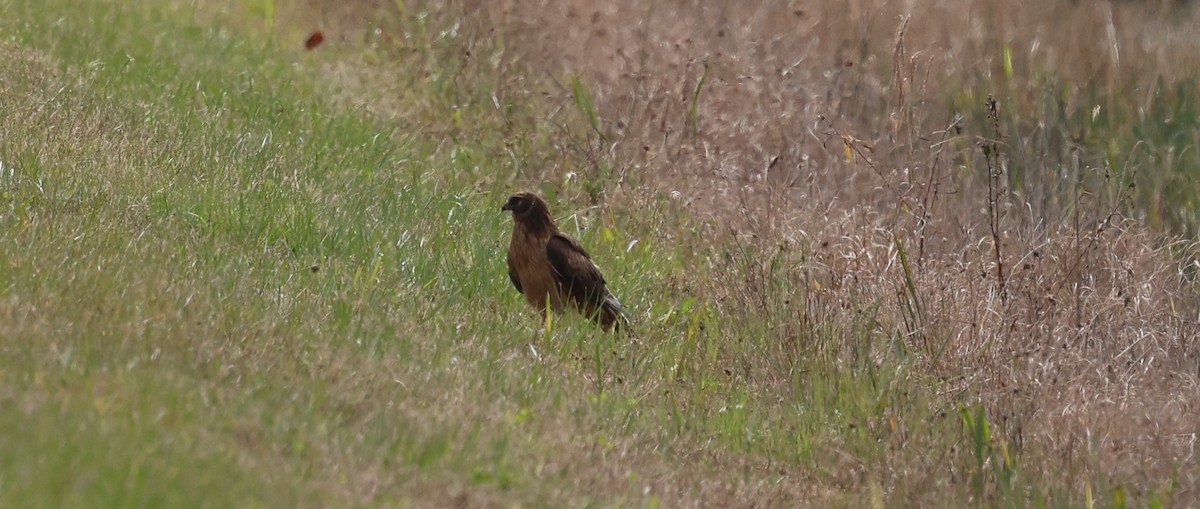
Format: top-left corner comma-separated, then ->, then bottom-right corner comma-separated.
502,192 -> 628,332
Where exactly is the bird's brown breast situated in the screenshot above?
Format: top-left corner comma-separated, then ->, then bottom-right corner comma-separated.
508,226 -> 564,312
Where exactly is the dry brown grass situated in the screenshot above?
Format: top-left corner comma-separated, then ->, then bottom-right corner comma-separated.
235,0 -> 1200,503
477,0 -> 1200,219
431,0 -> 1200,501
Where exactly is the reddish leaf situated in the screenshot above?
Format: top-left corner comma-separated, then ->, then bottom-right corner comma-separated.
304,32 -> 324,50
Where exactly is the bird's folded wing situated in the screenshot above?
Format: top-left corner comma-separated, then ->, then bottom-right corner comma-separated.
507,239 -> 526,294
508,258 -> 523,294
545,234 -> 607,305
508,269 -> 523,293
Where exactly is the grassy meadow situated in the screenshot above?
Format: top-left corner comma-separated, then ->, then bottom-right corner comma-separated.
1,0 -> 1198,507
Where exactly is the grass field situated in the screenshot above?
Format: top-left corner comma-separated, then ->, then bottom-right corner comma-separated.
2,0 -> 1198,507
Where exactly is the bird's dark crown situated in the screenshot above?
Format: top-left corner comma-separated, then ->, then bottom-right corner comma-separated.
501,192 -> 549,219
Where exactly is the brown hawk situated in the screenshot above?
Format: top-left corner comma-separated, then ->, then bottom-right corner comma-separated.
502,192 -> 628,332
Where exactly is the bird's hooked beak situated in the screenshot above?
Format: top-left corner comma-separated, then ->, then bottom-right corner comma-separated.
501,196 -> 521,212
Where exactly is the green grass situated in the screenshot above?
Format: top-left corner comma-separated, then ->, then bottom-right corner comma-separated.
0,0 -> 1188,507
0,1 -> 505,505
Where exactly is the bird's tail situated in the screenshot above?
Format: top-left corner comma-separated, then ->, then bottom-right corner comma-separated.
598,293 -> 631,333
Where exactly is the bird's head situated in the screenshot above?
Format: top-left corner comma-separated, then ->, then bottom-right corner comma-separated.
501,192 -> 550,221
